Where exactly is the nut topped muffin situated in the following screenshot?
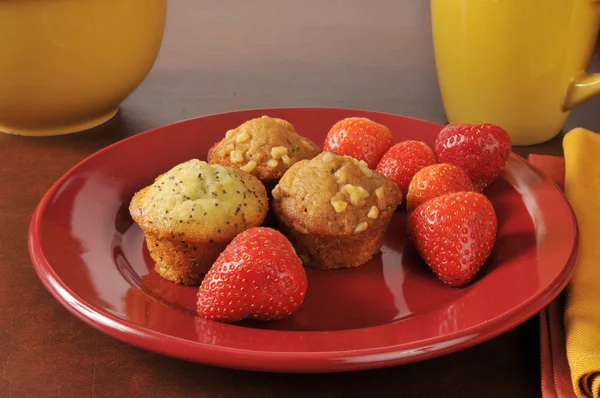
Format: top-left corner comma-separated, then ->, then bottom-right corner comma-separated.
207,115 -> 321,189
129,159 -> 268,285
271,151 -> 402,269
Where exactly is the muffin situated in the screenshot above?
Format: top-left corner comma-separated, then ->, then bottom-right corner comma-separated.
272,151 -> 402,269
207,115 -> 321,190
129,159 -> 268,285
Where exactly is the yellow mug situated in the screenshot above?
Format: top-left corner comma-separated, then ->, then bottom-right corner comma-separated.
0,0 -> 166,136
431,0 -> 600,146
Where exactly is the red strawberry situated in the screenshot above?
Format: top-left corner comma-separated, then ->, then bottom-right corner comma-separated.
324,117 -> 394,169
434,123 -> 511,192
407,191 -> 497,287
406,163 -> 475,213
375,140 -> 437,198
197,227 -> 307,322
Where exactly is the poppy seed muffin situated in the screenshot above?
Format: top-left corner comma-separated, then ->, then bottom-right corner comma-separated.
129,159 -> 268,285
207,115 -> 321,190
271,151 -> 402,270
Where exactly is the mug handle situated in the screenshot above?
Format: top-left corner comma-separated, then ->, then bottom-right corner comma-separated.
564,14 -> 600,111
563,72 -> 600,110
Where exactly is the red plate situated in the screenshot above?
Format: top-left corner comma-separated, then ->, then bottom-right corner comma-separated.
28,107 -> 578,373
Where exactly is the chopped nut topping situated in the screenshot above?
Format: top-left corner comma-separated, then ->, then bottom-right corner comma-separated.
334,166 -> 349,183
359,164 -> 374,178
225,129 -> 236,138
354,222 -> 368,234
331,200 -> 348,213
230,150 -> 244,163
236,131 -> 251,143
223,143 -> 235,155
218,143 -> 236,157
343,184 -> 369,206
322,152 -> 334,163
281,154 -> 293,166
368,206 -> 379,219
375,187 -> 385,200
240,160 -> 257,173
271,146 -> 289,160
342,184 -> 357,193
267,159 -> 279,168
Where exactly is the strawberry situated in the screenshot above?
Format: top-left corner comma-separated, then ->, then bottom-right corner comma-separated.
197,227 -> 307,322
375,140 -> 437,198
323,117 -> 394,169
406,163 -> 475,213
434,123 -> 511,192
407,191 -> 497,287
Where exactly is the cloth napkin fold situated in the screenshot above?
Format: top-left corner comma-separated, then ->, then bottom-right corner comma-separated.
529,154 -> 575,398
529,127 -> 600,398
563,128 -> 600,398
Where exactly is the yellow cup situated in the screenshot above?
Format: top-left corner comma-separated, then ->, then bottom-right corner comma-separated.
0,0 -> 166,136
431,0 -> 600,146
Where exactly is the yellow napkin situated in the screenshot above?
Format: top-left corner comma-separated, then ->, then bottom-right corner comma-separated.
564,128 -> 600,398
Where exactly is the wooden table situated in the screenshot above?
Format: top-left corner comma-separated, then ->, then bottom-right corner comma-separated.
1,1 -> 599,397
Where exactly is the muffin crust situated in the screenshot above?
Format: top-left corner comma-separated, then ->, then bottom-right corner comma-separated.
129,159 -> 268,285
272,152 -> 402,269
207,115 -> 321,188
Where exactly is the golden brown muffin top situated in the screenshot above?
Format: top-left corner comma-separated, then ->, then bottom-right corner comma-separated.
272,152 -> 402,235
129,159 -> 268,240
207,116 -> 321,182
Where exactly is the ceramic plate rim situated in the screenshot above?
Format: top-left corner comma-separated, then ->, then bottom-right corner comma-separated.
28,107 -> 579,372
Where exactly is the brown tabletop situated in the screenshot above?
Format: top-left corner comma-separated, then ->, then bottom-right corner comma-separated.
2,1 -> 599,397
